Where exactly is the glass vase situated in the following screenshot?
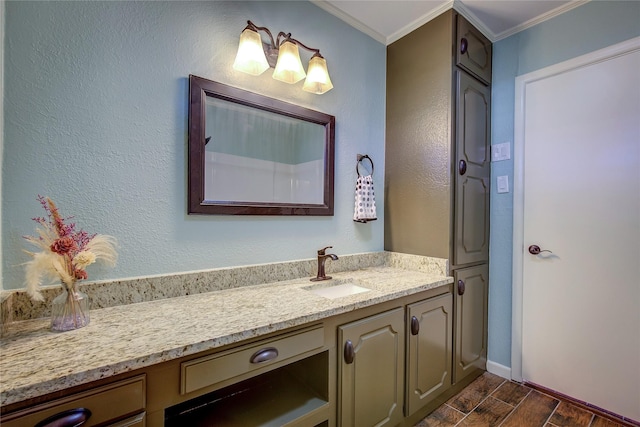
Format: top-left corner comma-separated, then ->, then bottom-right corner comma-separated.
50,284 -> 90,332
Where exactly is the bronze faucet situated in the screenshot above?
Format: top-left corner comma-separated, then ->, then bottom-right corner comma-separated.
311,246 -> 339,281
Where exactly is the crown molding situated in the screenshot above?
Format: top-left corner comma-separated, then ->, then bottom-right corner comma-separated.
310,0 -> 387,44
313,0 -> 590,46
386,0 -> 454,45
452,0 -> 495,41
492,0 -> 589,41
454,0 -> 590,42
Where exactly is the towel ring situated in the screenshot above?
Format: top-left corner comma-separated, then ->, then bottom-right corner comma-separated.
356,154 -> 374,177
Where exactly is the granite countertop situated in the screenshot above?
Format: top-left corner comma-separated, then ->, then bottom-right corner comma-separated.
0,263 -> 452,408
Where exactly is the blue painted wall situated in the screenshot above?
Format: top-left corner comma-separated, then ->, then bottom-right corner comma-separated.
2,1 -> 386,289
489,0 -> 640,368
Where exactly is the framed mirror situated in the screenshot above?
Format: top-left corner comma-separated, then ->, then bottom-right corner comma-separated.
188,75 -> 335,215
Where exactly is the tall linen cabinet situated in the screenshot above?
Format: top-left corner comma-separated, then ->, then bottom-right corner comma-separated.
385,9 -> 491,386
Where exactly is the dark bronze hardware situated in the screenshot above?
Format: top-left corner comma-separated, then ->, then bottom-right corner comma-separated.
250,347 -> 279,364
344,339 -> 355,364
356,154 -> 374,176
35,408 -> 92,427
410,316 -> 420,336
528,245 -> 553,255
311,246 -> 339,281
458,159 -> 467,175
457,280 -> 465,296
460,37 -> 468,54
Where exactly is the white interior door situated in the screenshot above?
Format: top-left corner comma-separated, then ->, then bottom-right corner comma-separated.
513,38 -> 640,421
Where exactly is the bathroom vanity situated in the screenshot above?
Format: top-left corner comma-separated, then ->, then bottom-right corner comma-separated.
0,253 -> 486,426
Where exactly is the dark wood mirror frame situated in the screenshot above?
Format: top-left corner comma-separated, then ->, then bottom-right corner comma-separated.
188,75 -> 335,216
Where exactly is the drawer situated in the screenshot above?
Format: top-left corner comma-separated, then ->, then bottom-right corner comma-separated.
181,325 -> 324,395
1,375 -> 146,427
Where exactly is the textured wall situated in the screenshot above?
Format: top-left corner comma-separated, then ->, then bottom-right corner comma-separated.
488,0 -> 640,368
2,1 -> 386,289
0,1 -> 4,289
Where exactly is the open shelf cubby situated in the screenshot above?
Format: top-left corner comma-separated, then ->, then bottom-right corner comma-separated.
165,351 -> 329,427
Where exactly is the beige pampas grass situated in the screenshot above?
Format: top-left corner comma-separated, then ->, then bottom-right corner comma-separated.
24,251 -> 74,301
84,234 -> 118,267
23,196 -> 119,301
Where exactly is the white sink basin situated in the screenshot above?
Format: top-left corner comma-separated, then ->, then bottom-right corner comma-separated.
304,282 -> 370,299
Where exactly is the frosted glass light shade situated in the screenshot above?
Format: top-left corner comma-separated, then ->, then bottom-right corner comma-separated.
302,55 -> 334,94
272,41 -> 306,84
233,28 -> 269,76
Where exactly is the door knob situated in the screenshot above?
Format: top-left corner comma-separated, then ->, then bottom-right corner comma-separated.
457,280 -> 465,295
528,245 -> 552,255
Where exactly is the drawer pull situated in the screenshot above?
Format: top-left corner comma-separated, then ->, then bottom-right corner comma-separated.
410,316 -> 420,335
250,347 -> 279,364
344,340 -> 355,364
35,408 -> 92,427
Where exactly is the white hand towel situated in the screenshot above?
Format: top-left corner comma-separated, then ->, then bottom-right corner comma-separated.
353,174 -> 377,223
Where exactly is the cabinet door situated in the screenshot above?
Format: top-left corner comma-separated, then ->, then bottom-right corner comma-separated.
338,308 -> 404,427
456,14 -> 492,84
454,264 -> 488,383
454,70 -> 491,267
406,293 -> 452,416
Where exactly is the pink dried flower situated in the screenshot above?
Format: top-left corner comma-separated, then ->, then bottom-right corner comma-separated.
50,236 -> 77,255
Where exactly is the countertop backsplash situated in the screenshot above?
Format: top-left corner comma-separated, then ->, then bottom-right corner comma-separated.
0,251 -> 449,333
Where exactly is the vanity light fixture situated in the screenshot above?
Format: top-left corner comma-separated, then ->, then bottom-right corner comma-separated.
232,20 -> 334,95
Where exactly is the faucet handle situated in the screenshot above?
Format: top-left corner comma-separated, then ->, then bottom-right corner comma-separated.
318,246 -> 333,255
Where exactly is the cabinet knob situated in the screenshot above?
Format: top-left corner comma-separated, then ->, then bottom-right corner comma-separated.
344,339 -> 355,364
458,159 -> 467,175
35,408 -> 92,427
410,316 -> 420,335
460,37 -> 468,54
457,280 -> 465,295
250,347 -> 279,364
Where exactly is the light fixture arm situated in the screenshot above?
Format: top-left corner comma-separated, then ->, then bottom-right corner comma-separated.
245,20 -> 276,48
248,21 -> 324,60
287,36 -> 323,59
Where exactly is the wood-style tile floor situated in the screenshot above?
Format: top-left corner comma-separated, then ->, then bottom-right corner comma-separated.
415,372 -> 626,427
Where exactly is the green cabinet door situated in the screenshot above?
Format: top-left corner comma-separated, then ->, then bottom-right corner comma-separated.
454,264 -> 489,383
406,293 -> 453,416
454,70 -> 491,267
455,14 -> 492,85
338,308 -> 405,427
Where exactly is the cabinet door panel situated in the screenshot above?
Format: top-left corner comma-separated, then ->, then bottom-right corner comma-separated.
339,308 -> 404,427
406,293 -> 452,416
454,265 -> 488,383
456,14 -> 492,84
454,71 -> 490,267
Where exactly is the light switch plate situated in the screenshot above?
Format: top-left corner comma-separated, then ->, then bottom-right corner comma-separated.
492,142 -> 511,162
497,175 -> 509,193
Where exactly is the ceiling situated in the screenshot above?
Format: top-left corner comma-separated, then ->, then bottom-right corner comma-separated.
311,0 -> 587,44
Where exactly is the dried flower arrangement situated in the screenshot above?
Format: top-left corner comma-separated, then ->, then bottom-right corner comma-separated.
23,196 -> 118,330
